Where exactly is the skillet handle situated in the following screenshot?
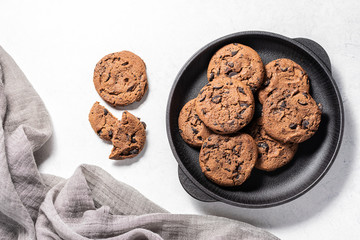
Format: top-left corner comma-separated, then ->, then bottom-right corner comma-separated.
293,38 -> 332,73
178,166 -> 216,202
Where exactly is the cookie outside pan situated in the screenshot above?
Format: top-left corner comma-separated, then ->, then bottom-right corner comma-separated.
207,43 -> 264,91
199,133 -> 258,187
247,117 -> 298,172
258,58 -> 310,104
93,51 -> 148,107
88,102 -> 118,141
110,111 -> 146,160
262,89 -> 322,143
178,99 -> 212,147
195,78 -> 255,134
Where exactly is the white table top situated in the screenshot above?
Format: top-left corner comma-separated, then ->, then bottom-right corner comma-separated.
1,1 -> 359,239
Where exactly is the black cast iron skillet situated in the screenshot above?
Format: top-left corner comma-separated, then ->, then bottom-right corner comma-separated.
166,31 -> 344,208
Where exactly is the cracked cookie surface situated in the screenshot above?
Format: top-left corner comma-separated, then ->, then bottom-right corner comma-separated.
178,99 -> 212,147
247,117 -> 298,171
195,78 -> 255,134
93,51 -> 148,106
258,58 -> 310,104
207,43 -> 264,91
262,90 -> 322,143
199,133 -> 257,187
88,102 -> 118,141
110,111 -> 146,160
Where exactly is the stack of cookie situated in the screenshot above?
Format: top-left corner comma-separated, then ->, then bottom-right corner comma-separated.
89,51 -> 148,160
178,43 -> 322,187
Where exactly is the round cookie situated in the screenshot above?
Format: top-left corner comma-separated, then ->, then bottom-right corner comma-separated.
195,78 -> 255,134
199,133 -> 258,187
258,58 -> 310,104
110,111 -> 146,160
247,117 -> 298,171
178,99 -> 212,147
262,89 -> 322,143
93,51 -> 148,107
207,43 -> 264,91
88,102 -> 118,141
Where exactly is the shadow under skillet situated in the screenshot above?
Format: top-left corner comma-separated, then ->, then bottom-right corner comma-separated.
194,66 -> 355,228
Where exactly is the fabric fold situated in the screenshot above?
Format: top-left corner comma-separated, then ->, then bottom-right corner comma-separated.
0,45 -> 279,240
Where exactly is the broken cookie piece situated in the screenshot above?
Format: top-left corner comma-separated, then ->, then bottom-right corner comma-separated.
88,102 -> 118,141
110,111 -> 146,160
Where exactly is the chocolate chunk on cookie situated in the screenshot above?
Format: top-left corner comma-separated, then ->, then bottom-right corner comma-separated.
258,58 -> 310,104
195,78 -> 255,134
199,133 -> 258,187
110,111 -> 146,160
262,90 -> 322,143
88,102 -> 118,141
207,43 -> 264,91
93,51 -> 148,107
178,99 -> 212,147
247,117 -> 298,171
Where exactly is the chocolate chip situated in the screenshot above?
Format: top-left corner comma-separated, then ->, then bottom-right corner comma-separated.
258,153 -> 262,159
197,136 -> 202,140
257,142 -> 269,152
208,137 -> 212,141
209,72 -> 214,81
129,148 -> 139,155
127,85 -> 136,92
225,168 -> 231,172
228,62 -> 234,67
302,92 -> 309,98
206,83 -> 211,87
280,101 -> 287,108
206,167 -> 211,171
289,123 -> 297,129
97,129 -> 102,135
198,95 -> 206,102
179,129 -> 183,134
302,120 -> 309,129
122,61 -> 129,66
211,95 -> 222,104
229,120 -> 235,126
108,130 -> 113,138
235,164 -> 242,171
231,50 -> 239,56
240,103 -> 249,107
141,122 -> 147,129
103,108 -> 108,115
297,99 -> 308,106
235,174 -> 240,179
213,85 -> 223,90
131,134 -> 137,143
191,127 -> 199,134
216,69 -> 220,76
224,137 -> 230,142
237,87 -> 246,95
280,67 -> 288,72
228,71 -> 238,78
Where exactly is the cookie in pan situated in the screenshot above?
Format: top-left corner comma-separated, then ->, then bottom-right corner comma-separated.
178,99 -> 212,147
199,133 -> 258,187
207,43 -> 264,91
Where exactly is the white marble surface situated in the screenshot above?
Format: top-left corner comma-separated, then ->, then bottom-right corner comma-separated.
1,0 -> 359,239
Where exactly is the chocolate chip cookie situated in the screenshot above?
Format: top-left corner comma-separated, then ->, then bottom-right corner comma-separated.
178,99 -> 212,147
207,43 -> 264,91
195,78 -> 255,134
199,133 -> 258,187
262,90 -> 322,143
93,51 -> 148,107
258,58 -> 310,104
247,117 -> 298,171
88,102 -> 118,141
110,111 -> 146,160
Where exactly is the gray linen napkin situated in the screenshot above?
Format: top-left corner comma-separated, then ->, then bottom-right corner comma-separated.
0,46 -> 279,240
